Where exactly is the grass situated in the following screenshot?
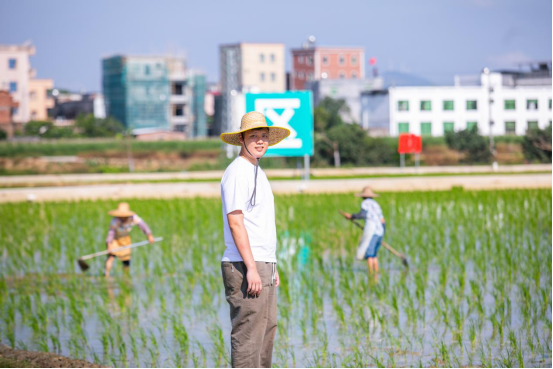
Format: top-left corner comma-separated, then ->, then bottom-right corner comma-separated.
0,189 -> 550,367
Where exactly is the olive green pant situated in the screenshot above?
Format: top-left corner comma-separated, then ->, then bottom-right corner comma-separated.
221,261 -> 277,368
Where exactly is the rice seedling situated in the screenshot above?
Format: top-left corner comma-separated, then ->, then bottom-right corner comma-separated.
0,189 -> 550,367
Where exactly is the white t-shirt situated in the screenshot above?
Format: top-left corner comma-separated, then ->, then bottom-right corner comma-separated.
221,156 -> 277,262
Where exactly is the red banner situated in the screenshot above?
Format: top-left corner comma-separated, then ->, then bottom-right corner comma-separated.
398,134 -> 422,154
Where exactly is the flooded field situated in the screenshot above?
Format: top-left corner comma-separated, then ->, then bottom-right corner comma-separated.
0,189 -> 551,367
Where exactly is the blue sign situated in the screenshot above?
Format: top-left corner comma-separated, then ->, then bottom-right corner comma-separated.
245,91 -> 314,157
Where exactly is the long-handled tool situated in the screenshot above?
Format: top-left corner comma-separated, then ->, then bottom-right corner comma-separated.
77,237 -> 163,272
339,211 -> 409,268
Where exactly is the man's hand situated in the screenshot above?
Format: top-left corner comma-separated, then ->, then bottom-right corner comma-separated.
275,268 -> 280,287
246,267 -> 262,296
148,234 -> 155,243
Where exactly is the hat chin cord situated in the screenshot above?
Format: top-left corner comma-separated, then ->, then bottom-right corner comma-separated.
242,136 -> 260,207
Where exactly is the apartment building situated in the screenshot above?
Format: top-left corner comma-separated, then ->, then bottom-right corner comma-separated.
0,43 -> 54,124
291,43 -> 365,90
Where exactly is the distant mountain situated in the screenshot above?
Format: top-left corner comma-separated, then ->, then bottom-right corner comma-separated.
380,71 -> 435,88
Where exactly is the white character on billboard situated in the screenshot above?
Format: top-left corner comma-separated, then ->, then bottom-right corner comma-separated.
254,99 -> 303,149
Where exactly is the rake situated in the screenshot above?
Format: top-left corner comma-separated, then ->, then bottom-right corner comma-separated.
339,211 -> 409,268
77,237 -> 163,272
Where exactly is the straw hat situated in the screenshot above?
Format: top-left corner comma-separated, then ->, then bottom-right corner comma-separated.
356,186 -> 379,198
108,202 -> 136,217
220,111 -> 290,146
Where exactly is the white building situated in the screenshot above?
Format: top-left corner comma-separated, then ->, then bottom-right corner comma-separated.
387,63 -> 551,137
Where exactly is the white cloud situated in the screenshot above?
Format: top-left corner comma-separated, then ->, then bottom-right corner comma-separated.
486,51 -> 532,68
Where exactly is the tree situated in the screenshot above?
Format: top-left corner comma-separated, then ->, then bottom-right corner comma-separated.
24,120 -> 75,139
75,114 -> 124,137
0,129 -> 6,140
445,126 -> 491,164
522,123 -> 552,163
314,97 -> 350,133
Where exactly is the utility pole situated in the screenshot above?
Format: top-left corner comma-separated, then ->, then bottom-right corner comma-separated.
483,68 -> 495,157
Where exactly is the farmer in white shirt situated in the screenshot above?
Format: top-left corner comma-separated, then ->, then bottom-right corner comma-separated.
220,111 -> 290,368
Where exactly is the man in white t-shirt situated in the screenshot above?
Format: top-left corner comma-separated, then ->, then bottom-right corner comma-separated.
220,111 -> 290,368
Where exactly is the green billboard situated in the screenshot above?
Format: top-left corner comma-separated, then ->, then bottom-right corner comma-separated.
245,91 -> 314,157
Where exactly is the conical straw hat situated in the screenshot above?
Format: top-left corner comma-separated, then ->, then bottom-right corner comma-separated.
220,111 -> 291,146
356,186 -> 379,198
108,202 -> 136,217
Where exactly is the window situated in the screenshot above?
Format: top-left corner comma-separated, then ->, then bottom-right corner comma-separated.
174,105 -> 184,117
12,107 -> 18,115
467,121 -> 477,131
306,56 -> 313,66
398,101 -> 409,111
298,72 -> 304,79
322,55 -> 329,65
420,122 -> 432,136
527,121 -> 538,131
260,72 -> 265,82
504,100 -> 515,110
338,71 -> 345,79
307,72 -> 313,81
298,56 -> 304,64
351,71 -> 357,79
549,99 -> 552,110
398,122 -> 409,134
259,53 -> 265,63
9,82 -> 17,92
173,83 -> 183,95
144,65 -> 150,75
31,111 -> 37,119
443,122 -> 454,133
270,73 -> 276,82
8,58 -> 16,69
351,55 -> 357,65
466,100 -> 477,110
339,55 -> 345,65
443,100 -> 454,111
505,121 -> 516,134
420,100 -> 431,111
270,54 -> 275,63
527,99 -> 538,110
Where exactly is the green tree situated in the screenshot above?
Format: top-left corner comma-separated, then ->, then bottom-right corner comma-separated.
314,97 -> 350,133
24,121 -> 75,138
0,129 -> 6,140
75,114 -> 124,137
522,123 -> 552,163
445,126 -> 491,164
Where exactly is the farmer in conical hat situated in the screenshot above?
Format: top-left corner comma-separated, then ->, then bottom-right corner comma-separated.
342,186 -> 386,276
220,111 -> 290,368
104,202 -> 155,277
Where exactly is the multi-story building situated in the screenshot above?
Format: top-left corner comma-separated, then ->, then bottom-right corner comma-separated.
0,43 -> 54,124
385,63 -> 552,137
49,91 -> 105,122
28,79 -> 54,121
220,43 -> 286,93
291,41 -> 365,90
102,55 -> 207,138
0,91 -> 19,138
306,77 -> 383,124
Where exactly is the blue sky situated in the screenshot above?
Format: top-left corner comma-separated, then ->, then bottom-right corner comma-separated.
1,0 -> 551,92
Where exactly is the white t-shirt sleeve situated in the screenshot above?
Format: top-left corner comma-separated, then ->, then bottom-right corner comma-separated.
222,173 -> 249,214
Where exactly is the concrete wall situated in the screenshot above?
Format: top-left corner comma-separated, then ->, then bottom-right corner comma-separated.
389,76 -> 552,136
28,79 -> 54,121
240,43 -> 285,93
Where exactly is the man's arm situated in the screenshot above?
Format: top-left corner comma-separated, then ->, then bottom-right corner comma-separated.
227,210 -> 262,296
134,215 -> 155,243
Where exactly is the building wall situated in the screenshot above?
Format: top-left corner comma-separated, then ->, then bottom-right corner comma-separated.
388,76 -> 552,136
28,79 -> 54,121
292,47 -> 365,90
0,44 -> 35,123
240,43 -> 285,93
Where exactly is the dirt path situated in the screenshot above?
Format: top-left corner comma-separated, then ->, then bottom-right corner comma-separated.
0,173 -> 550,203
0,344 -> 105,368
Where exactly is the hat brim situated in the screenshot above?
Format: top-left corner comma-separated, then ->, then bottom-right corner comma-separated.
108,210 -> 136,217
220,126 -> 291,146
356,193 -> 379,198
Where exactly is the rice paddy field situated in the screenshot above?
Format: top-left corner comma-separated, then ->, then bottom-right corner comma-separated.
0,188 -> 551,367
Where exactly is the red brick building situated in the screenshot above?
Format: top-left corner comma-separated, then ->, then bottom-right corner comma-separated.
291,46 -> 365,90
0,90 -> 19,138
